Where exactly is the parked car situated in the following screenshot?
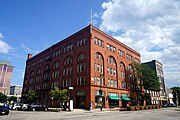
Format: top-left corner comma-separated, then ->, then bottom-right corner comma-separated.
18,103 -> 29,111
169,103 -> 176,107
27,103 -> 48,111
11,103 -> 23,110
0,103 -> 9,115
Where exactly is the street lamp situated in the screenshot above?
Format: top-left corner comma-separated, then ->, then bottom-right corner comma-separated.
69,87 -> 73,111
99,74 -> 104,111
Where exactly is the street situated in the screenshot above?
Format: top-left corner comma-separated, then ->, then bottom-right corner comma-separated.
0,107 -> 180,120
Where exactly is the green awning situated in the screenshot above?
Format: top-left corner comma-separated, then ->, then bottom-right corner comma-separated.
122,97 -> 130,101
109,96 -> 122,100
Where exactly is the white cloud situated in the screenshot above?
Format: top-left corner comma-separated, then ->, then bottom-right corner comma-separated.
0,33 -> 12,53
99,0 -> 180,87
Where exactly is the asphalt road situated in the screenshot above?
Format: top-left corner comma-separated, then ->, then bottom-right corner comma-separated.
0,107 -> 180,120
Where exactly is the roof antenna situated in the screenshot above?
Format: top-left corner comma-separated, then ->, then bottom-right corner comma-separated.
90,8 -> 93,25
90,8 -> 93,34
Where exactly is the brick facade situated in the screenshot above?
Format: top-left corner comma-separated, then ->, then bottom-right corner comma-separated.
22,25 -> 141,109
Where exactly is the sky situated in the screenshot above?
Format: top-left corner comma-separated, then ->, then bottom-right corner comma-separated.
0,0 -> 179,88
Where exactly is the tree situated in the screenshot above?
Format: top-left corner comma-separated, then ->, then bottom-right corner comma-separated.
59,89 -> 69,103
50,87 -> 60,101
8,96 -> 17,103
50,87 -> 69,102
144,93 -> 151,105
0,92 -> 8,103
170,87 -> 180,106
26,90 -> 38,103
141,64 -> 160,91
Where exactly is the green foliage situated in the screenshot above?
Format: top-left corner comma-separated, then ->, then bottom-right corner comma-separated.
59,89 -> 69,102
50,87 -> 60,100
0,92 -> 8,103
170,86 -> 180,105
144,93 -> 151,105
8,96 -> 17,102
26,90 -> 38,103
141,64 -> 160,91
130,92 -> 138,106
50,87 -> 69,102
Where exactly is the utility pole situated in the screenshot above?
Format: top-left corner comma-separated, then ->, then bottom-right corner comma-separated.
99,74 -> 104,111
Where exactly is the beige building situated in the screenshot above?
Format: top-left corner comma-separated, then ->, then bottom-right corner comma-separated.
0,60 -> 14,95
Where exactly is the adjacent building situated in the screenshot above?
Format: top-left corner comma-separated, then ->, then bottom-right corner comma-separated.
22,25 -> 141,109
143,60 -> 167,105
9,85 -> 22,102
0,60 -> 14,95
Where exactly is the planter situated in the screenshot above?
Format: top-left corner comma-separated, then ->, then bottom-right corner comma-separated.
140,106 -> 144,110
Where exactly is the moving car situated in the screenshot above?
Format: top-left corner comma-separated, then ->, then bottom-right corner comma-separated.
0,103 -> 9,115
28,103 -> 48,111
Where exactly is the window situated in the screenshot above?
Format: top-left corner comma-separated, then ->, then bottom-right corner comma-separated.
64,56 -> 72,65
53,50 -> 61,57
118,50 -> 124,57
126,54 -> 133,61
77,38 -> 87,47
108,79 -> 111,87
63,67 -> 72,76
77,63 -> 86,73
77,76 -> 86,85
107,44 -> 116,53
121,82 -> 126,89
62,79 -> 72,87
64,44 -> 73,53
94,64 -> 103,72
94,37 -> 104,48
107,56 -> 116,65
95,53 -> 103,60
113,80 -> 117,88
78,53 -> 86,61
44,64 -> 50,71
53,61 -> 59,69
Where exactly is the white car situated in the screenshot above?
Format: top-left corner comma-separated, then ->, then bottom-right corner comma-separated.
11,103 -> 23,110
21,104 -> 29,110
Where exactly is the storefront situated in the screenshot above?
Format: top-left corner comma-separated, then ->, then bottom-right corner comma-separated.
76,91 -> 86,109
108,92 -> 121,108
95,90 -> 105,108
121,93 -> 130,108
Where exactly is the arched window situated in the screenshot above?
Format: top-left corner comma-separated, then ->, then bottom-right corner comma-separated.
36,68 -> 41,75
120,62 -> 126,79
78,53 -> 86,61
53,61 -> 60,69
107,56 -> 116,65
95,52 -> 103,60
44,64 -> 50,71
64,56 -> 72,65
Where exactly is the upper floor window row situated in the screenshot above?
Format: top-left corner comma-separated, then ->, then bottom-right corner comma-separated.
53,50 -> 61,58
44,55 -> 51,61
94,37 -> 104,48
107,44 -> 116,53
134,58 -> 140,63
126,54 -> 133,61
77,38 -> 87,47
64,44 -> 73,53
118,49 -> 125,57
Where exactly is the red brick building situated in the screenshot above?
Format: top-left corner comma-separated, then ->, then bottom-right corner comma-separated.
22,25 -> 141,109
